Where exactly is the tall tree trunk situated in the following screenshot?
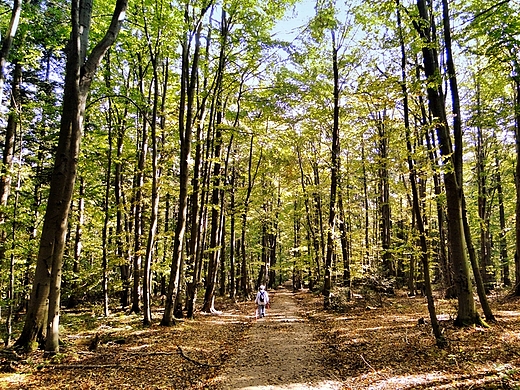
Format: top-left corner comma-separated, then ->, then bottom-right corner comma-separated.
0,0 -> 22,107
337,184 -> 350,292
376,113 -> 392,277
495,153 -> 510,286
397,2 -> 444,345
202,10 -> 228,312
442,0 -> 494,322
114,96 -> 130,308
143,19 -> 166,324
202,24 -> 226,311
185,119 -> 206,318
228,165 -> 237,298
323,29 -> 341,308
4,83 -> 22,346
513,74 -> 520,295
414,0 -> 478,326
67,178 -> 84,309
476,122 -> 492,292
162,4 -> 210,325
239,136 -> 261,297
297,147 -> 320,289
14,0 -> 127,353
101,100 -> 113,318
129,56 -> 150,315
311,157 -> 325,281
361,141 -> 371,272
0,62 -> 21,293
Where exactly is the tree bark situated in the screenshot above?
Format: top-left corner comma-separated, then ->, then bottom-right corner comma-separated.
513,75 -> 520,295
0,0 -> 22,107
414,0 -> 478,326
323,29 -> 341,308
15,0 -> 128,353
162,4 -> 211,325
397,1 -> 445,345
441,0 -> 494,322
495,153 -> 510,286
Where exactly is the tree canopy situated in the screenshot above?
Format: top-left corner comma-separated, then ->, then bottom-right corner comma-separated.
0,0 -> 519,350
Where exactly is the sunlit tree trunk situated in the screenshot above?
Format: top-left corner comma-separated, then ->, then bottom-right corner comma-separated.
513,74 -> 520,296
0,0 -> 22,107
101,96 -> 113,318
361,141 -> 371,272
397,2 -> 444,345
14,0 -> 127,353
4,65 -> 22,346
323,29 -> 341,308
415,0 -> 479,326
375,113 -> 392,277
67,178 -> 84,309
441,0 -> 494,322
162,4 -> 211,325
239,136 -> 261,297
495,153 -> 509,286
0,62 -> 21,292
202,9 -> 229,313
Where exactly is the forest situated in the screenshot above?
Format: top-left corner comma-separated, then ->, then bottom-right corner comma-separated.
0,0 -> 519,385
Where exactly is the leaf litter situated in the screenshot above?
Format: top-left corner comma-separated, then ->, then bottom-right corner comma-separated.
1,287 -> 519,389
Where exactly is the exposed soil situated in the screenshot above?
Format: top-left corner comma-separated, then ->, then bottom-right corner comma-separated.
208,288 -> 342,389
2,286 -> 520,389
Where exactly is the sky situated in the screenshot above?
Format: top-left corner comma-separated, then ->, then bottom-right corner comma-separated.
271,0 -> 317,41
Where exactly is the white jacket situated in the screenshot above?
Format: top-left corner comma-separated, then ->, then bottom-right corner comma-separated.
255,289 -> 269,306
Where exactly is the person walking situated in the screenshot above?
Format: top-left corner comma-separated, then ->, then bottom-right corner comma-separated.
255,285 -> 269,318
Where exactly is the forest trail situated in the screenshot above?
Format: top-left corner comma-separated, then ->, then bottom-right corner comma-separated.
209,288 -> 343,390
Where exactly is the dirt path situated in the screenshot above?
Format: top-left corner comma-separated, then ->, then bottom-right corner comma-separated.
209,289 -> 343,390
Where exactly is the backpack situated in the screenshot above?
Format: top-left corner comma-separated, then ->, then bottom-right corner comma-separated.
259,291 -> 265,304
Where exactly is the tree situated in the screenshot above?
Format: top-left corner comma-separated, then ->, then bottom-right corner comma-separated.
161,1 -> 212,326
14,0 -> 128,353
413,0 -> 479,326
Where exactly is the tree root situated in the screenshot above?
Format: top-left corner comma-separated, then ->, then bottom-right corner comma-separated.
176,346 -> 220,368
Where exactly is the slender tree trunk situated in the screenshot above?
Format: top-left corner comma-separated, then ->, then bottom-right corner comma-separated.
114,98 -> 130,308
397,2 -> 444,345
495,154 -> 510,286
229,165 -> 236,298
361,141 -> 371,272
162,5 -> 210,325
323,29 -> 341,308
376,113 -> 392,277
475,81 -> 493,292
337,185 -> 350,292
311,158 -> 325,281
143,20 -> 167,324
414,0 -> 478,326
4,105 -> 22,346
129,56 -> 151,315
101,105 -> 113,318
239,136 -> 261,297
513,75 -> 520,295
14,0 -> 128,353
185,118 -> 206,318
202,12 -> 228,312
442,0 -> 494,321
0,0 -> 22,107
67,178 -> 84,309
0,62 -> 21,302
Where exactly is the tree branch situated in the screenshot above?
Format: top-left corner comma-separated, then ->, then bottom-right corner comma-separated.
176,346 -> 220,367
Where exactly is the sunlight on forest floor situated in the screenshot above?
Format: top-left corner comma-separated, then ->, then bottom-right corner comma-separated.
2,289 -> 520,389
